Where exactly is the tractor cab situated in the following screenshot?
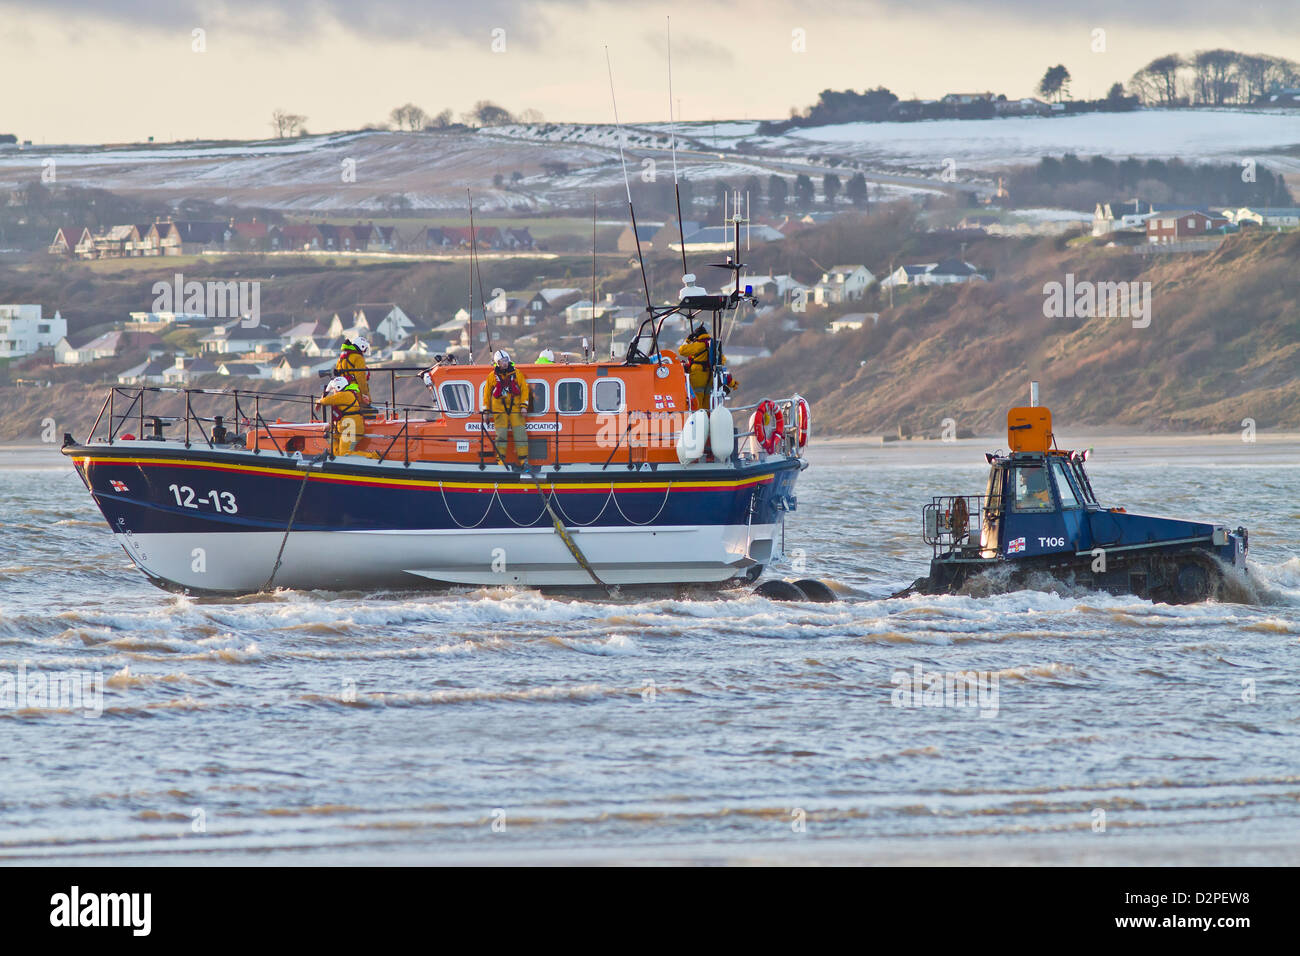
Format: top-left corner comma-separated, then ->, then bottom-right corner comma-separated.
914,395 -> 1248,603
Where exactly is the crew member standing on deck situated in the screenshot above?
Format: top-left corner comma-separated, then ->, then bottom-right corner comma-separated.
335,336 -> 372,406
485,349 -> 532,473
318,376 -> 378,458
679,324 -> 737,410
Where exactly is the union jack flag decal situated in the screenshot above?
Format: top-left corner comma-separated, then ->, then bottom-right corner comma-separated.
1007,536 -> 1026,554
110,480 -> 129,492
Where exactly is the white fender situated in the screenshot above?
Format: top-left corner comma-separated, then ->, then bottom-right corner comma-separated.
708,405 -> 734,462
676,409 -> 710,464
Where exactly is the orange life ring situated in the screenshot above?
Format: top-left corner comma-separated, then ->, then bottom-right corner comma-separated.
794,396 -> 811,447
753,399 -> 784,453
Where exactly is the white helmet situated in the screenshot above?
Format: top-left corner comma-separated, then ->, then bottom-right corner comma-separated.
493,349 -> 512,368
537,348 -> 555,364
326,376 -> 349,394
353,336 -> 370,355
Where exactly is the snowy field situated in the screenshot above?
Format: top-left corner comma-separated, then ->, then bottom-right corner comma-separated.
0,110 -> 1294,214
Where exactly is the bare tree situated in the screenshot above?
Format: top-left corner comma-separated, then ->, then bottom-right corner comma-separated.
389,103 -> 428,131
425,108 -> 454,129
463,100 -> 515,128
518,108 -> 545,124
270,109 -> 307,138
1130,54 -> 1185,106
1192,49 -> 1238,105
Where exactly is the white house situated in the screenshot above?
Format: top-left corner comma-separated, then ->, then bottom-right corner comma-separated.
162,355 -> 220,384
670,224 -> 784,252
272,353 -> 335,382
126,311 -> 207,331
0,305 -> 66,358
55,330 -> 125,364
829,313 -> 879,332
199,322 -> 284,355
880,260 -> 985,288
1092,199 -> 1158,237
812,265 -> 875,306
1233,207 -> 1300,229
738,274 -> 810,306
351,304 -> 413,343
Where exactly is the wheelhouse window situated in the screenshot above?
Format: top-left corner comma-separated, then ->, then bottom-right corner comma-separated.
1051,459 -> 1081,508
527,380 -> 549,415
439,381 -> 474,416
1011,464 -> 1053,512
556,379 -> 586,414
593,378 -> 624,413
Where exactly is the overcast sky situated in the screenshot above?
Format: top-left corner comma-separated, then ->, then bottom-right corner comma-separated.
3,1 -> 1297,143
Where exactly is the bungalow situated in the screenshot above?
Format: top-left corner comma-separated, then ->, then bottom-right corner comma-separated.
1232,206 -> 1300,229
881,260 -> 985,288
722,345 -> 772,365
272,352 -> 335,382
54,330 -> 125,364
117,356 -> 172,385
389,335 -> 438,363
1146,209 -> 1230,243
216,361 -> 274,379
811,265 -> 875,306
918,258 -> 985,285
880,263 -> 935,288
163,355 -> 221,384
199,322 -> 284,355
828,313 -> 879,333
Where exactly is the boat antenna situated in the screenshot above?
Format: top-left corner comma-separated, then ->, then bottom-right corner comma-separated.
591,196 -> 598,358
667,16 -> 689,282
605,45 -> 653,317
469,190 -> 493,356
465,189 -> 475,361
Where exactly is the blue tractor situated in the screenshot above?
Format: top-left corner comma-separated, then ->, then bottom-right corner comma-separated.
904,403 -> 1248,604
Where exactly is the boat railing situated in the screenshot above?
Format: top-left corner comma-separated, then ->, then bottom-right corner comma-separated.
922,495 -> 993,553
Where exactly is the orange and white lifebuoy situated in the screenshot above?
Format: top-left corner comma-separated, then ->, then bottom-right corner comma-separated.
794,395 -> 811,448
753,399 -> 784,454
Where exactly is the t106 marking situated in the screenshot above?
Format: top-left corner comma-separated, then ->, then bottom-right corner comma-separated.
168,484 -> 238,513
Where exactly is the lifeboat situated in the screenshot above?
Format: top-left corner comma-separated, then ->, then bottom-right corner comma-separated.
60,227 -> 809,595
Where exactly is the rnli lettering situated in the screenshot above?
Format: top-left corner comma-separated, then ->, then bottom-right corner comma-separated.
465,421 -> 562,433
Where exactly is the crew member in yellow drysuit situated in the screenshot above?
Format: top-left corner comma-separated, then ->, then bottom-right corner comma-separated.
335,336 -> 371,406
318,376 -> 378,458
679,324 -> 737,410
485,349 -> 532,473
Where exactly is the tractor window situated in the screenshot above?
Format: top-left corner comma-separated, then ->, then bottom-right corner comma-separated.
1011,465 -> 1053,512
1051,459 -> 1081,508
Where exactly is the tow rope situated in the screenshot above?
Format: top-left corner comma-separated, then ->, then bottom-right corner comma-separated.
261,451 -> 328,593
523,472 -> 618,597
